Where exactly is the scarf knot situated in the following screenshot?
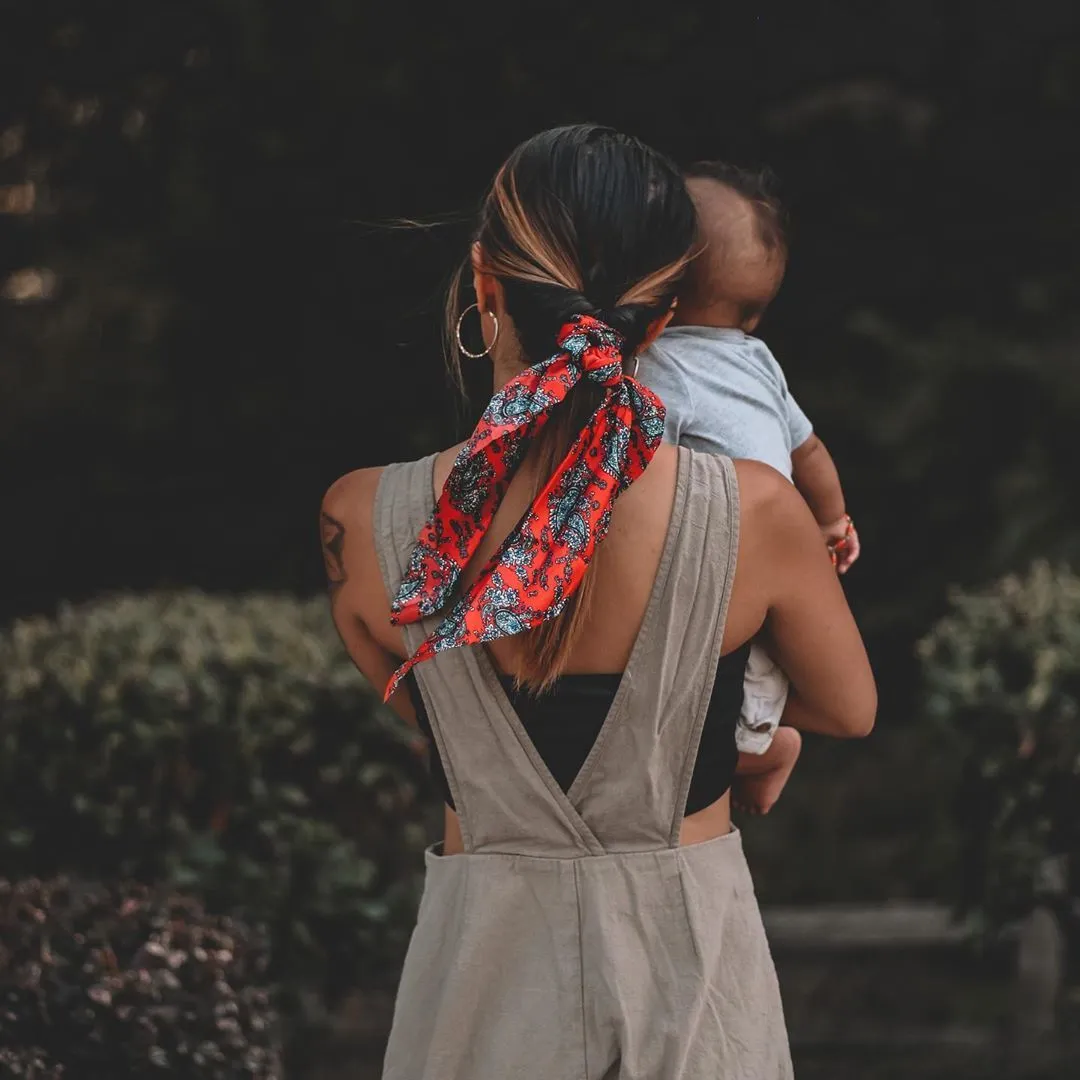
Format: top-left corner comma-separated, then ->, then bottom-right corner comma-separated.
558,314 -> 626,388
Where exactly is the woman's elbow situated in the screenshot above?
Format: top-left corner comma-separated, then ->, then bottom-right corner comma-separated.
838,685 -> 877,738
788,681 -> 877,739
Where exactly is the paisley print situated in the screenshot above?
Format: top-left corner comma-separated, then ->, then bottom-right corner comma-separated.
447,452 -> 496,517
384,314 -> 666,699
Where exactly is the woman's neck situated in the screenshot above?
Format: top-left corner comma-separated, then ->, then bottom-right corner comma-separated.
491,335 -> 529,392
492,362 -> 526,392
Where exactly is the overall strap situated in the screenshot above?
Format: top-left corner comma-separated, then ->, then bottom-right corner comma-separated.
568,449 -> 741,850
372,455 -> 602,857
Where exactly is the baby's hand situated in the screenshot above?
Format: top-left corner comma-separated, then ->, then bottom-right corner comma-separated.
821,514 -> 860,574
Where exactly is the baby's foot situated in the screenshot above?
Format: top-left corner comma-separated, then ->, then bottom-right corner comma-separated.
733,728 -> 802,815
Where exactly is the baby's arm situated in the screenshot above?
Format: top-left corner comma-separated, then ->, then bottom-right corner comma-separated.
791,434 -> 860,572
781,368 -> 860,572
791,433 -> 844,524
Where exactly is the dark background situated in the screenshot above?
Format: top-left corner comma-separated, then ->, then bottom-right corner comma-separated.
3,1 -> 1080,875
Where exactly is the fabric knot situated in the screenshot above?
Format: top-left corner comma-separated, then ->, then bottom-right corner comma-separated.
556,313 -> 626,388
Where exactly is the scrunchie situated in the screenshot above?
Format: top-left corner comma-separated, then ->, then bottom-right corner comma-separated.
384,313 -> 665,700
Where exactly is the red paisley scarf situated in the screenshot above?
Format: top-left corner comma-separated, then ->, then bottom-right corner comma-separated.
384,313 -> 666,700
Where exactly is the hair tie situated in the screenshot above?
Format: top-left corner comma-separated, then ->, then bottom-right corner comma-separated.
384,313 -> 665,700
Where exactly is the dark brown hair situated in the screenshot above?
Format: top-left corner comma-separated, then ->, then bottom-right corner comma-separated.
445,124 -> 696,691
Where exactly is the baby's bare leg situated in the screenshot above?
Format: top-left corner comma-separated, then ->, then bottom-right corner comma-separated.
732,727 -> 803,815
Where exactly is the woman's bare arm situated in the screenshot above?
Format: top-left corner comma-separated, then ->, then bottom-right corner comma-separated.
734,460 -> 876,738
320,469 -> 419,728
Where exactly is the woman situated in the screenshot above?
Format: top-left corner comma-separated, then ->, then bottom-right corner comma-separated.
321,125 -> 875,1080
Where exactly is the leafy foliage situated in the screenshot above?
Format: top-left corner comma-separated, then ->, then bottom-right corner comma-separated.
0,1047 -> 63,1080
918,560 -> 1080,928
0,591 -> 432,1011
0,877 -> 280,1079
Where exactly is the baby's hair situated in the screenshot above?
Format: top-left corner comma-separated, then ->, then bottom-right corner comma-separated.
682,160 -> 788,325
684,160 -> 788,261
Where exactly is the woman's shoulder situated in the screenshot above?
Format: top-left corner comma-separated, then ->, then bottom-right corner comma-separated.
728,456 -> 796,506
320,443 -> 463,533
725,455 -> 824,559
742,454 -> 811,516
677,447 -> 785,497
321,466 -> 383,531
318,454 -> 438,611
676,449 -> 811,538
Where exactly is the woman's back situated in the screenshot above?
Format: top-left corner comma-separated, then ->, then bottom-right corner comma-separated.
373,443 -> 740,855
442,438 -> 680,678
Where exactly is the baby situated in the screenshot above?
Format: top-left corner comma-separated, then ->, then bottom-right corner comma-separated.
638,161 -> 860,816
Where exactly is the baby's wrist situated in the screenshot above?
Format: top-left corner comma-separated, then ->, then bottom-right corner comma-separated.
822,513 -> 857,570
819,512 -> 851,535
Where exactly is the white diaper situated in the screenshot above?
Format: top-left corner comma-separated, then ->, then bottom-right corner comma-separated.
737,643 -> 790,755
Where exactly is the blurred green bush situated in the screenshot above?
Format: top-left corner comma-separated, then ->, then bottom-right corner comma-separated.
0,591 -> 433,1016
0,876 -> 280,1078
919,560 -> 1080,931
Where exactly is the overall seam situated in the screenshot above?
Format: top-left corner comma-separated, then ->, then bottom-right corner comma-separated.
573,860 -> 590,1080
675,854 -> 703,963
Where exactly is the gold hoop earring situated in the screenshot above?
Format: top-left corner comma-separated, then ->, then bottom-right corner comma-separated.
455,303 -> 499,359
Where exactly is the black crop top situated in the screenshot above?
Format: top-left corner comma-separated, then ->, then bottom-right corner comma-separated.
406,641 -> 751,818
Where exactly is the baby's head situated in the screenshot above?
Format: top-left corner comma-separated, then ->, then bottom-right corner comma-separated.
675,162 -> 787,333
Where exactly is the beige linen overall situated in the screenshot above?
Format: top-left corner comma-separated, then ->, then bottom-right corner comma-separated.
374,447 -> 793,1080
